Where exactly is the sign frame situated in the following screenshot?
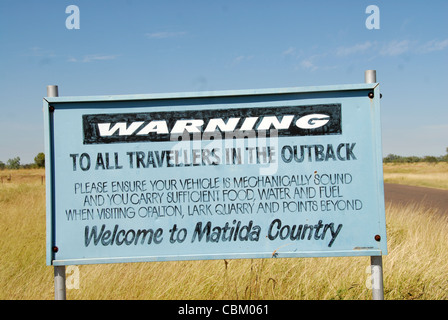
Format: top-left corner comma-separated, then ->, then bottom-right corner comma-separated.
44,83 -> 387,267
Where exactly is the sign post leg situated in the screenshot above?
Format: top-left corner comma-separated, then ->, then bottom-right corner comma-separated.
364,70 -> 385,300
370,256 -> 384,300
47,85 -> 66,300
54,266 -> 67,300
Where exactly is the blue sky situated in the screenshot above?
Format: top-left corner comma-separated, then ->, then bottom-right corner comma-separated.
0,0 -> 447,164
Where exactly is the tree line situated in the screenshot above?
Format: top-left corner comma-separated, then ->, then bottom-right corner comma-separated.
0,153 -> 45,170
383,148 -> 448,164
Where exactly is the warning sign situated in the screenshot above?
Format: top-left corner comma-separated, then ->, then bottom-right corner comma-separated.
44,84 -> 387,266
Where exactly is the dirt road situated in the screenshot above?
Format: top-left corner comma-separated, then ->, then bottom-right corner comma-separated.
384,183 -> 448,215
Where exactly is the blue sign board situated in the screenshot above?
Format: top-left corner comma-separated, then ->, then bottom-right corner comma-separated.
44,83 -> 387,266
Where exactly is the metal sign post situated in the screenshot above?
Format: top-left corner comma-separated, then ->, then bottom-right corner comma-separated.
365,70 -> 385,300
47,85 -> 66,300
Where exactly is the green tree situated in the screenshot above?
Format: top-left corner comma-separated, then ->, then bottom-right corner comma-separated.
442,147 -> 448,162
6,157 -> 20,169
34,152 -> 45,168
383,154 -> 401,163
423,156 -> 438,164
0,161 -> 5,170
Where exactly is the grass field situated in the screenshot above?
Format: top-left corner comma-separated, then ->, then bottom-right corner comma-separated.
383,162 -> 448,190
0,166 -> 447,300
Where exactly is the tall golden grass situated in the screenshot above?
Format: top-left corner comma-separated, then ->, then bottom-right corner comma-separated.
383,162 -> 448,190
0,168 -> 447,299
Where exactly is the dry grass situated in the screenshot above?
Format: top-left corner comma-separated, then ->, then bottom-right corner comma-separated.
1,168 -> 447,300
383,162 -> 448,190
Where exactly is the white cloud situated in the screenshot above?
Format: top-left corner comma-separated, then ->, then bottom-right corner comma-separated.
23,47 -> 56,57
145,31 -> 187,39
418,39 -> 448,53
67,54 -> 119,63
231,55 -> 254,65
380,40 -> 412,56
300,59 -> 314,69
300,58 -> 318,71
234,55 -> 245,63
282,47 -> 296,56
336,41 -> 373,56
82,54 -> 118,63
287,37 -> 446,75
379,39 -> 448,56
298,53 -> 332,72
